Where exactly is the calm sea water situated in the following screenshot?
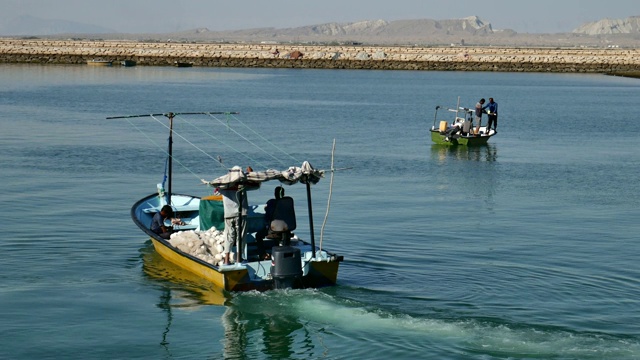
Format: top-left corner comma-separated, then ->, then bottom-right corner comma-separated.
1,63 -> 640,359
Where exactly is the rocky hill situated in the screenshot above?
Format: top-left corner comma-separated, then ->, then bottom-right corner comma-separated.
572,16 -> 640,35
160,16 -> 511,45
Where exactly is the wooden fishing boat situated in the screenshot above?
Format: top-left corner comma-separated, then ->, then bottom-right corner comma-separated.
109,112 -> 343,292
429,99 -> 497,146
87,59 -> 112,66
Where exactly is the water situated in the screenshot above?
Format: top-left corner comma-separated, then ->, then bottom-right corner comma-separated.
1,63 -> 640,359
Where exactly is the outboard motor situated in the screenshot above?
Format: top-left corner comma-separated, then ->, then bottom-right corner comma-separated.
271,246 -> 302,289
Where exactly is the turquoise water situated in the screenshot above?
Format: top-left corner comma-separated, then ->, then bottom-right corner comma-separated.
1,64 -> 640,359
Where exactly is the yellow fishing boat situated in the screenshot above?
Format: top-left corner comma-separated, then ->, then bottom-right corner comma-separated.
109,112 -> 343,292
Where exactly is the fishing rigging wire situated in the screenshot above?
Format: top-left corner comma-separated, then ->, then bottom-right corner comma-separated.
212,113 -> 300,164
125,117 -> 204,181
205,115 -> 287,168
151,115 -> 228,172
174,113 -> 270,169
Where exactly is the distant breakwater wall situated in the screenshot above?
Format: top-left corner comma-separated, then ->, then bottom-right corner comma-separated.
1,39 -> 639,73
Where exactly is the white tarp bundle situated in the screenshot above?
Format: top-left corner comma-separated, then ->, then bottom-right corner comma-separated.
202,161 -> 324,189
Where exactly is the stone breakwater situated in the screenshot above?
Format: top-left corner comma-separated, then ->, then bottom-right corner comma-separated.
1,39 -> 639,73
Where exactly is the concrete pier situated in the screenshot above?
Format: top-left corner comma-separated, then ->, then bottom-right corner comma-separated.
1,39 -> 639,73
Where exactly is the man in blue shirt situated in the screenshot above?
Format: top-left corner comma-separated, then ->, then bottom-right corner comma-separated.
483,97 -> 498,131
151,205 -> 174,239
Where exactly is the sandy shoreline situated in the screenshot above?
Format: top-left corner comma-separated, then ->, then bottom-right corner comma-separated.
1,39 -> 639,73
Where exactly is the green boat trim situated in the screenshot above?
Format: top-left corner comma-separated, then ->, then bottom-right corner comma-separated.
430,128 -> 496,146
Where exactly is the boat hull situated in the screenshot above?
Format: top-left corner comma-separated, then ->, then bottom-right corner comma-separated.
132,193 -> 341,292
87,60 -> 112,66
430,129 -> 493,146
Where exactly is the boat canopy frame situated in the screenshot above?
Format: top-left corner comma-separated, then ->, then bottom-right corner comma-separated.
201,161 -> 325,261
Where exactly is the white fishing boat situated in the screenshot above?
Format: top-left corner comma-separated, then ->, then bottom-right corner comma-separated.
109,112 -> 343,292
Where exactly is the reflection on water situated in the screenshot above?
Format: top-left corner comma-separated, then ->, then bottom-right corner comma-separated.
430,143 -> 498,163
140,241 -> 229,306
141,242 -> 312,358
221,300 -> 309,359
429,144 -> 500,204
157,288 -> 172,354
141,242 -> 229,356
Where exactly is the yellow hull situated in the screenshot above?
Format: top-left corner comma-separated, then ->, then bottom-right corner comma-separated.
151,238 -> 250,291
87,60 -> 112,66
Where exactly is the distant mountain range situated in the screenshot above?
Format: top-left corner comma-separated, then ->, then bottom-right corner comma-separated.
2,15 -> 639,47
572,16 -> 640,35
167,16 -> 512,44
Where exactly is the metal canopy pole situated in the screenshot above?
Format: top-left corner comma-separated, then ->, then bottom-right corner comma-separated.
236,188 -> 244,263
167,113 -> 174,206
306,182 -> 316,259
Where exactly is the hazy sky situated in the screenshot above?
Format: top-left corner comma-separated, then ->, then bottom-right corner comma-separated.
2,0 -> 638,34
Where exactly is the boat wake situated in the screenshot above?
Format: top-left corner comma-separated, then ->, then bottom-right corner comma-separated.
231,289 -> 640,359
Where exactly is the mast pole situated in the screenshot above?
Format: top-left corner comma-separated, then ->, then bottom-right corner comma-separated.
306,182 -> 316,259
236,187 -> 244,263
167,113 -> 174,205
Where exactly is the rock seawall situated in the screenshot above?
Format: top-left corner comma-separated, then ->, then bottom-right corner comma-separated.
1,39 -> 639,73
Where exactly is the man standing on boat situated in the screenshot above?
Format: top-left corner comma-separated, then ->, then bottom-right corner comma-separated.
219,167 -> 249,265
483,97 -> 498,131
474,98 -> 486,135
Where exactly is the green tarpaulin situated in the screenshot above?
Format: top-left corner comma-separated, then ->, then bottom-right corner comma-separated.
198,195 -> 266,233
199,196 -> 225,231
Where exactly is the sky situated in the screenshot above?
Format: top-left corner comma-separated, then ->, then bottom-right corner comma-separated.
1,0 -> 638,34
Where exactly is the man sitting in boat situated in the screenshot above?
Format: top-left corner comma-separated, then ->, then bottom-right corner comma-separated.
254,186 -> 286,260
444,123 -> 462,139
151,205 -> 175,239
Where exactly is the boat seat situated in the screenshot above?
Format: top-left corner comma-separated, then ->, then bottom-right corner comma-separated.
462,120 -> 472,134
244,234 -> 278,261
268,196 -> 296,246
